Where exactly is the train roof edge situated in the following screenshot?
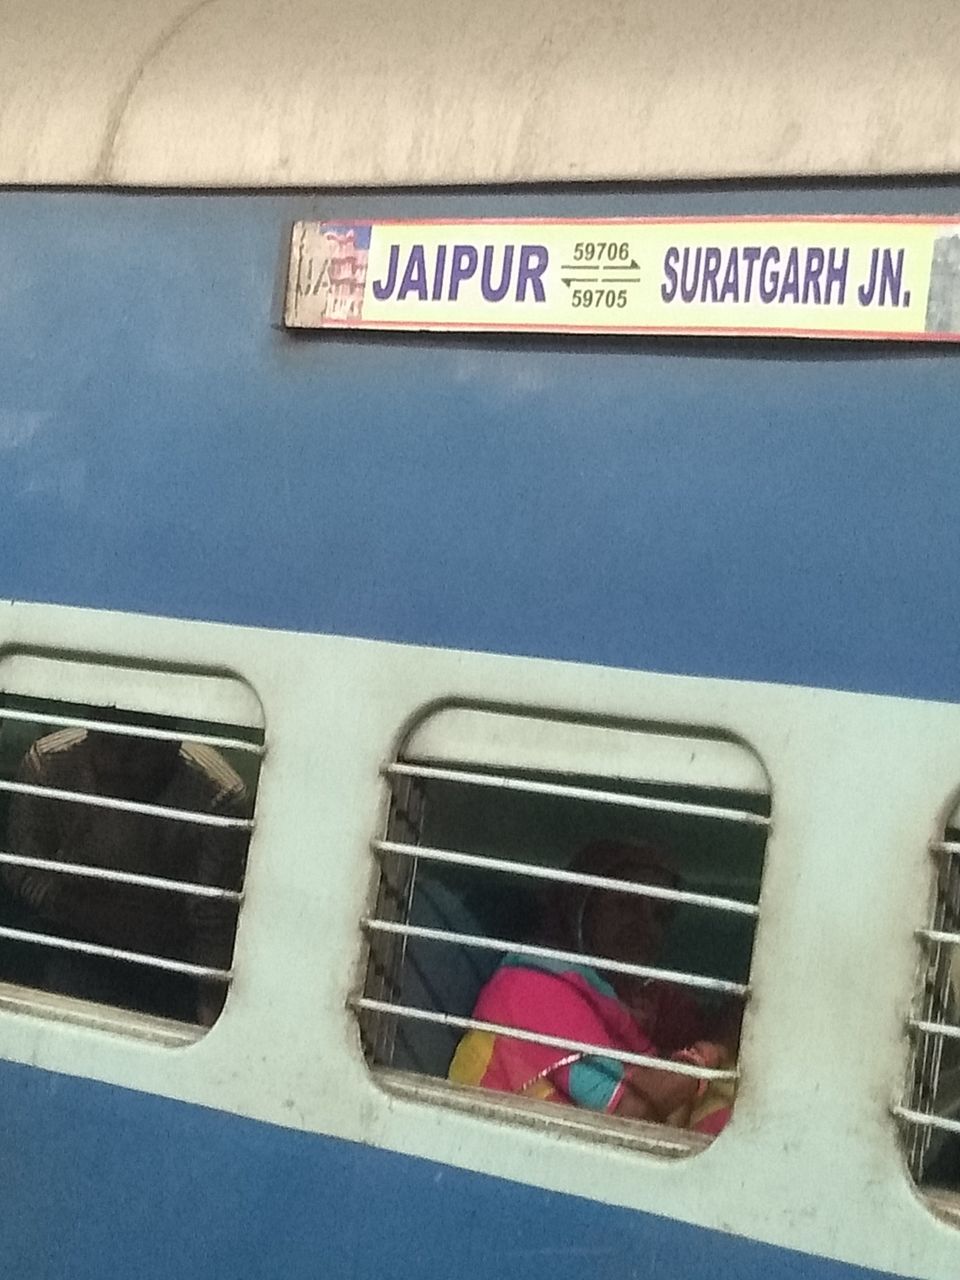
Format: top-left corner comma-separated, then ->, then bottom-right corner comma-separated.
1,0 -> 959,188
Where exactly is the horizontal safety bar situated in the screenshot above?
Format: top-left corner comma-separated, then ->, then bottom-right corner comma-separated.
0,704 -> 264,755
0,778 -> 254,829
909,1018 -> 960,1042
934,839 -> 960,857
917,928 -> 960,947
0,850 -> 242,901
893,1105 -> 960,1138
0,922 -> 231,981
373,839 -> 760,917
386,763 -> 770,827
352,996 -> 738,1082
362,917 -> 749,997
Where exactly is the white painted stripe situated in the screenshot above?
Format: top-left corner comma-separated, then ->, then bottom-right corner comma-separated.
2,601 -> 959,1278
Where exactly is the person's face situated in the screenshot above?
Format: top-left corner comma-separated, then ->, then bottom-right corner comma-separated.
87,731 -> 181,801
580,871 -> 676,966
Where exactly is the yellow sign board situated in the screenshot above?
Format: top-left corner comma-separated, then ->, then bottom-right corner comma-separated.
284,217 -> 960,341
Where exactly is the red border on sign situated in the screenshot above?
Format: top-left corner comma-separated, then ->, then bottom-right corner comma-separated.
313,318 -> 959,342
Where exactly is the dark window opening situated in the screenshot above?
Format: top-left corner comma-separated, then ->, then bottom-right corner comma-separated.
356,711 -> 769,1149
901,822 -> 960,1201
0,693 -> 263,1030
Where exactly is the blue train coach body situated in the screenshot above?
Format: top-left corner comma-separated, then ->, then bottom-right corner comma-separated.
2,186 -> 960,705
3,5 -> 960,1279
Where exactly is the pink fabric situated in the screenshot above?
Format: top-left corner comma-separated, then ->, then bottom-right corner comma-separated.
471,963 -> 656,1108
454,959 -> 732,1135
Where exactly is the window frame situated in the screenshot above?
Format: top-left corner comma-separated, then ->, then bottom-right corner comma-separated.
0,650 -> 265,1041
355,702 -> 771,1156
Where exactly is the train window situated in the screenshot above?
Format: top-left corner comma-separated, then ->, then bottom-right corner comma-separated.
897,801 -> 960,1210
0,656 -> 263,1038
354,707 -> 770,1153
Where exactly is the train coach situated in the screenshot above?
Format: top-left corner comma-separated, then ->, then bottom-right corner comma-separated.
1,3 -> 960,1278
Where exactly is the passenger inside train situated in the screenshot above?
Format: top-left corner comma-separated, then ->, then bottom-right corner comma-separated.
361,728 -> 765,1148
0,704 -> 254,1024
447,839 -> 737,1130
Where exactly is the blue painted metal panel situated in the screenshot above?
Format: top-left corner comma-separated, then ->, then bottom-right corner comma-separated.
0,1058 -> 898,1280
1,188 -> 959,701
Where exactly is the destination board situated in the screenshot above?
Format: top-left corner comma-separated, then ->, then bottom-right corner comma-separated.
284,217 -> 960,341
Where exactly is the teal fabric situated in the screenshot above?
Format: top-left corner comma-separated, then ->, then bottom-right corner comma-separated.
567,1055 -> 624,1111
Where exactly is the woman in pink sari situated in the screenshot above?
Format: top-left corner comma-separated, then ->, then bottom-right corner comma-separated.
449,840 -> 735,1131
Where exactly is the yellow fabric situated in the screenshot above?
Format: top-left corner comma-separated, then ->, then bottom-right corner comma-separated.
520,1077 -> 556,1101
448,1029 -> 496,1086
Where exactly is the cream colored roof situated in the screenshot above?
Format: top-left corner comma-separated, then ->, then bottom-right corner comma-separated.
2,0 -> 960,188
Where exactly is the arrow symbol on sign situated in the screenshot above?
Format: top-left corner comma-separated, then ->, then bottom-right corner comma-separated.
561,276 -> 600,287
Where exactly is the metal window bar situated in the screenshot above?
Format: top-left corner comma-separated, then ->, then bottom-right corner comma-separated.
352,996 -> 738,1083
362,759 -> 765,1089
373,839 -> 760,917
0,778 -> 254,829
909,1019 -> 960,1042
942,842 -> 960,939
0,705 -> 264,756
0,712 -> 257,1029
934,845 -> 960,1131
362,773 -> 426,1069
385,762 -> 770,828
907,945 -> 943,1174
0,850 -> 243,901
904,843 -> 960,1180
894,1106 -> 960,1139
915,852 -> 959,1172
362,917 -> 750,998
919,928 -> 960,946
363,861 -> 410,1064
0,922 -> 231,981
